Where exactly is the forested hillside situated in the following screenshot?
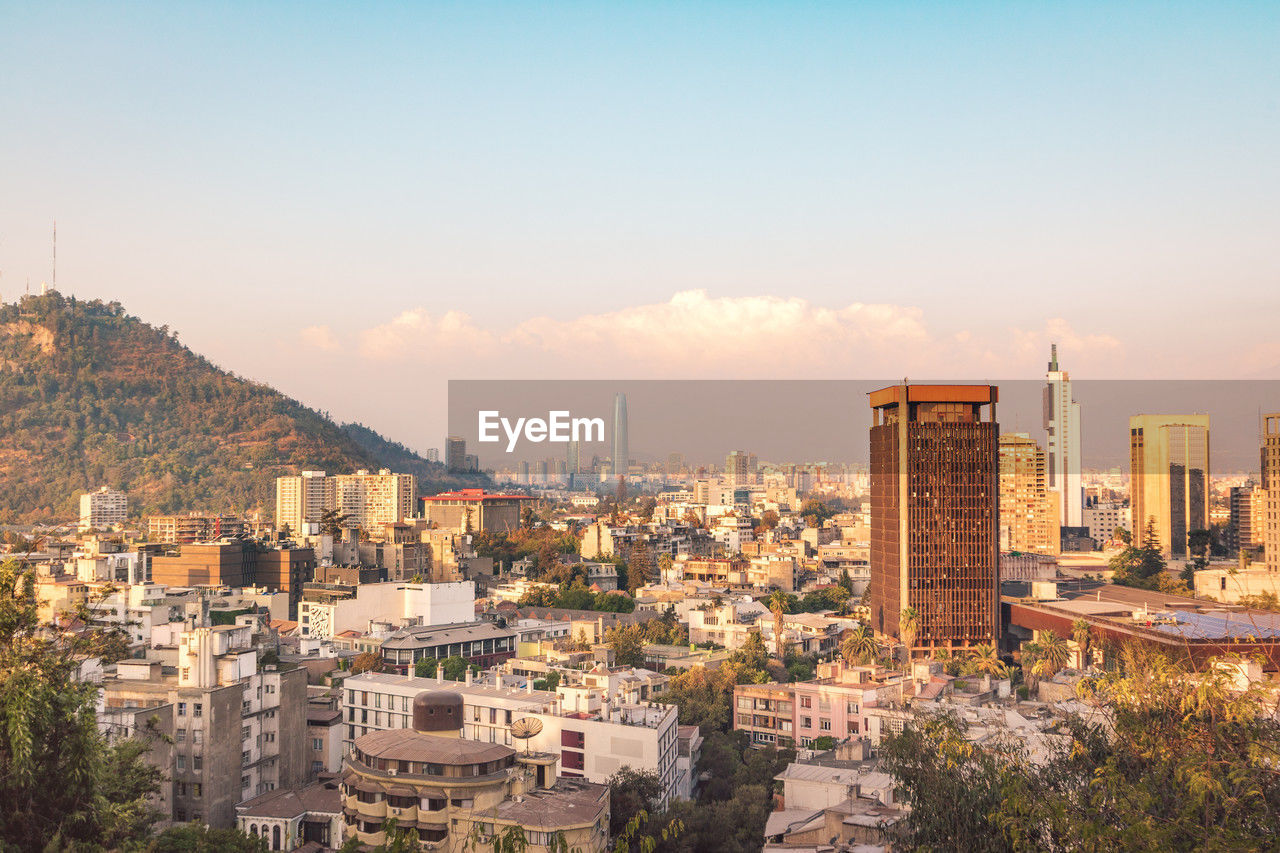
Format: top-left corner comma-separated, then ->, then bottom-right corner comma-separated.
0,292 -> 483,523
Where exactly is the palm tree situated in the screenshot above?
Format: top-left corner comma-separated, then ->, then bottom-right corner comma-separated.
1020,641 -> 1042,693
1030,657 -> 1055,694
766,590 -> 789,658
899,607 -> 920,669
1071,619 -> 1093,668
968,643 -> 1005,677
1038,630 -> 1071,676
842,625 -> 879,665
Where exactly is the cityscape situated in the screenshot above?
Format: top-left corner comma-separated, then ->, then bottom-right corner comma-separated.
3,3 -> 1280,853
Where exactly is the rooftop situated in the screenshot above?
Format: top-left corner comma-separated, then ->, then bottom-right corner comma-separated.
353,728 -> 515,765
422,489 -> 535,502
237,779 -> 342,819
491,778 -> 608,829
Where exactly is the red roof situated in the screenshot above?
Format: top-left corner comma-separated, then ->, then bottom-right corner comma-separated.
421,489 -> 535,502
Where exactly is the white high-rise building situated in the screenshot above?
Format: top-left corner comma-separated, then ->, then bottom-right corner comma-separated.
1043,344 -> 1082,529
79,486 -> 128,531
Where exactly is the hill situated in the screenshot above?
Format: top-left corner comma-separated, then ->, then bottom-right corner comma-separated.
0,291 -> 485,523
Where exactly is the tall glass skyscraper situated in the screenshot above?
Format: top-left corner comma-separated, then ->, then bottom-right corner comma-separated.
611,392 -> 629,480
1043,344 -> 1083,529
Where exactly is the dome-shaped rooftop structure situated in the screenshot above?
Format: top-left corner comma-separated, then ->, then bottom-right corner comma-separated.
412,690 -> 463,733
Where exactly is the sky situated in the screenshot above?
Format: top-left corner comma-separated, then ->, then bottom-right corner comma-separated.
2,2 -> 1279,453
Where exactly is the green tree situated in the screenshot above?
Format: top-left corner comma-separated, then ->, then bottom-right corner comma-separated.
0,560 -> 168,850
841,625 -> 879,665
441,655 -> 470,681
414,657 -> 438,678
606,624 -> 646,668
608,767 -> 664,836
148,822 -> 268,852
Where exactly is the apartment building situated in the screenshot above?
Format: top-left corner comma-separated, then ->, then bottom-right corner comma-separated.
998,433 -> 1060,556
148,513 -> 247,544
276,470 -> 416,535
420,489 -> 533,533
341,671 -> 682,806
340,692 -> 609,852
733,662 -> 913,749
296,580 -> 475,640
97,626 -> 309,828
79,486 -> 128,531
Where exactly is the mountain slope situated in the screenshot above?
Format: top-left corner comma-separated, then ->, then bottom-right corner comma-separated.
0,292 -> 483,523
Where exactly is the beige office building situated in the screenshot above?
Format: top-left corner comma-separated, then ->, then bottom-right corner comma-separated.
1263,415 -> 1280,573
998,433 -> 1060,556
1129,415 -> 1210,559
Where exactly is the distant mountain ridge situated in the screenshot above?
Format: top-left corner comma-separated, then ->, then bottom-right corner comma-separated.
0,291 -> 484,524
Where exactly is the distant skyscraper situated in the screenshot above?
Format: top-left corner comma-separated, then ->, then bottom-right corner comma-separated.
725,450 -> 751,487
1043,344 -> 1082,530
611,393 -> 629,479
998,433 -> 1060,556
1129,414 -> 1210,559
445,436 -> 467,472
870,384 -> 1000,651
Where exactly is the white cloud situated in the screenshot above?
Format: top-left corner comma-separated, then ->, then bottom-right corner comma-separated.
298,325 -> 339,351
297,291 -> 1132,381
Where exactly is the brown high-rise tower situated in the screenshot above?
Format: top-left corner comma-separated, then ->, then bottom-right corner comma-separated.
870,384 -> 1000,652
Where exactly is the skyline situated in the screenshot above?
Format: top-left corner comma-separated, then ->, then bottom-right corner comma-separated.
4,2 -> 1280,448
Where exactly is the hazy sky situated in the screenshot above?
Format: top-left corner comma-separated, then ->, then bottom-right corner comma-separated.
3,2 -> 1279,452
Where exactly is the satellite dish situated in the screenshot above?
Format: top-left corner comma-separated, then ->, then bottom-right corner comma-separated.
511,717 -> 543,753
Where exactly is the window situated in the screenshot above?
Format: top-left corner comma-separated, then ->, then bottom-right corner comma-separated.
800,696 -> 812,708
819,720 -> 832,731
193,730 -> 202,744
176,755 -> 186,771
242,726 -> 251,740
801,717 -> 812,729
192,783 -> 202,798
313,738 -> 323,751
242,776 -> 251,790
176,729 -> 186,743
178,702 -> 187,716
193,703 -> 202,718
193,756 -> 202,771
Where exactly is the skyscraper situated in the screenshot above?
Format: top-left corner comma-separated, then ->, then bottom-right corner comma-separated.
445,436 -> 467,472
870,384 -> 1000,652
611,392 -> 629,480
1129,414 -> 1210,559
1043,344 -> 1082,530
998,433 -> 1060,555
1261,415 -> 1280,572
725,450 -> 752,487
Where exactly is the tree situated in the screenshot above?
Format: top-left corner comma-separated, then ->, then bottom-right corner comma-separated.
766,590 -> 789,657
1035,630 -> 1070,677
319,508 -> 352,538
149,822 -> 268,852
965,644 -> 1005,678
1110,517 -> 1168,590
759,510 -> 780,531
606,624 -> 645,668
1071,619 -> 1093,668
626,541 -> 655,595
415,657 -> 438,678
899,607 -> 920,666
841,625 -> 879,665
351,652 -> 384,674
441,655 -> 470,681
608,768 -> 664,836
0,560 -> 168,850
885,645 -> 1280,851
